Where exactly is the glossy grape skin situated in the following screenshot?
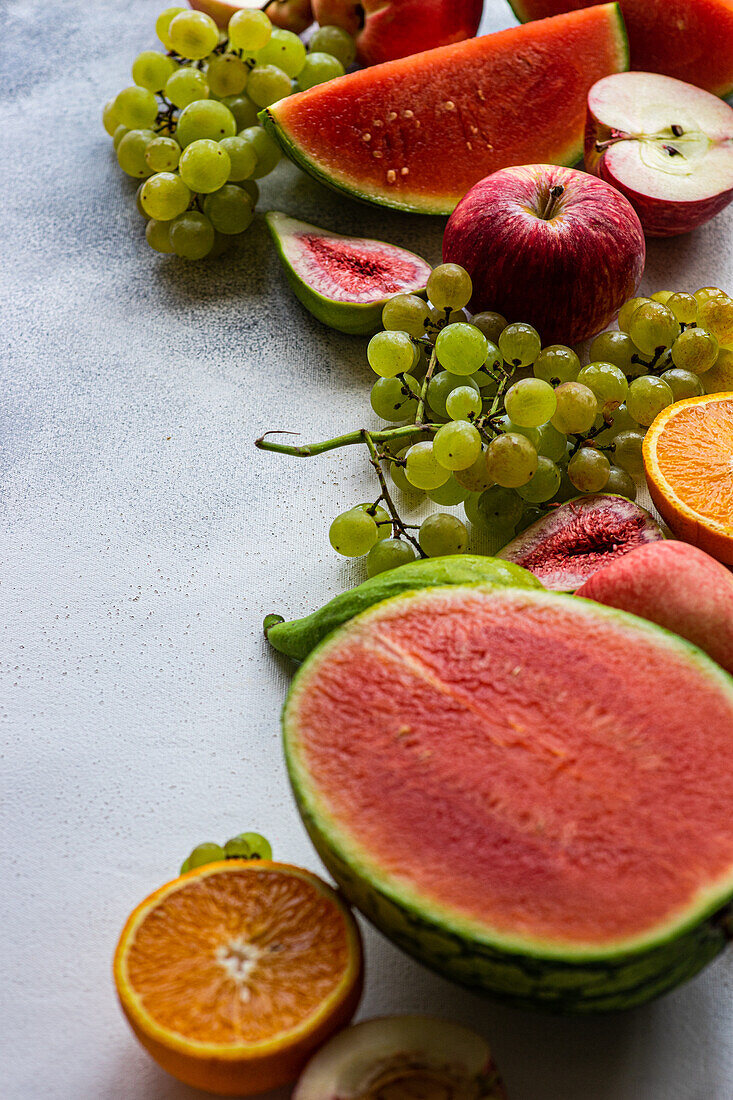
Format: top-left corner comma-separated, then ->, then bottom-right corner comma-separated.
427,264 -> 472,311
382,294 -> 429,337
140,172 -> 191,221
168,11 -> 219,59
258,29 -> 307,78
533,344 -> 580,385
504,377 -> 556,428
516,456 -> 562,503
146,218 -> 174,254
550,382 -> 598,435
156,6 -> 186,51
604,466 -> 637,500
588,331 -> 638,378
697,294 -> 733,348
329,508 -> 379,556
248,64 -> 293,108
309,25 -> 357,68
229,8 -> 272,51
405,442 -> 450,490
576,362 -> 628,408
353,503 -> 391,539
445,386 -> 481,421
427,371 -> 478,418
419,513 -> 468,557
238,126 -> 281,178
435,323 -> 488,376
627,302 -> 680,355
366,538 -> 416,576
567,448 -> 610,493
169,211 -> 216,259
370,376 -> 418,421
499,322 -> 541,367
626,375 -> 674,427
470,311 -> 507,343
132,50 -> 177,92
179,139 -> 231,193
670,327 -> 719,374
454,450 -> 493,493
207,53 -> 249,97
433,421 -> 482,471
427,477 -> 469,506
476,485 -> 523,530
666,292 -> 698,325
221,93 -> 259,131
116,128 -> 157,177
617,296 -> 651,333
102,99 -> 120,136
536,422 -> 567,462
165,67 -> 210,108
224,832 -> 272,861
203,185 -> 254,234
660,368 -> 704,401
486,432 -> 538,488
367,330 -> 416,378
612,430 -> 645,477
184,842 -> 225,873
297,52 -> 344,91
144,136 -> 181,172
176,100 -> 236,147
114,85 -> 159,129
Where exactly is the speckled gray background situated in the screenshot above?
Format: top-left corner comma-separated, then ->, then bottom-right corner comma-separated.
2,1 -> 733,1097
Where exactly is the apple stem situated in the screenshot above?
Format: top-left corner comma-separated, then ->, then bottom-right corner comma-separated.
541,185 -> 565,221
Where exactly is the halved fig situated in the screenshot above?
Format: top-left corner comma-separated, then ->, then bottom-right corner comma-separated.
265,211 -> 431,335
294,1015 -> 506,1099
497,494 -> 664,590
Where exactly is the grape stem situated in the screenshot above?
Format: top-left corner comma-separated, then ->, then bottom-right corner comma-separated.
363,432 -> 426,556
255,422 -> 440,457
415,345 -> 438,424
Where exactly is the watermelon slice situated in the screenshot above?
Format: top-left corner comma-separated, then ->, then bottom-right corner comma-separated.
284,586 -> 733,1012
262,5 -> 629,214
507,0 -> 733,98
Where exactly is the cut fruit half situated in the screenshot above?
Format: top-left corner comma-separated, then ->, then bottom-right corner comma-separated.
113,861 -> 363,1095
294,1015 -> 507,1099
284,585 -> 733,1012
643,393 -> 733,565
265,211 -> 431,334
585,72 -> 733,237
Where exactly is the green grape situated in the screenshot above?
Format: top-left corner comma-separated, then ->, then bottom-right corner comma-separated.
462,492 -> 483,526
426,304 -> 468,338
169,210 -> 216,259
576,362 -> 628,408
628,302 -> 680,354
516,456 -> 562,503
626,375 -> 674,426
588,331 -> 638,378
144,136 -> 181,172
660,367 -> 704,401
697,294 -> 733,348
550,382 -> 598,434
354,503 -> 391,538
498,322 -> 541,367
651,290 -> 673,305
185,842 -> 226,871
612,430 -> 645,477
533,344 -> 580,385
693,286 -> 725,309
445,385 -> 481,421
370,375 -> 418,421
427,264 -> 472,311
604,465 -> 637,500
228,8 -> 273,51
207,53 -> 249,97
102,98 -> 120,136
146,218 -> 174,253
132,50 -> 177,92
257,28 -> 307,77
504,377 -> 556,428
329,508 -> 379,556
238,125 -> 281,178
248,64 -> 293,108
494,416 -> 541,450
454,449 -> 492,492
593,403 -> 638,446
419,513 -> 468,557
471,311 -> 507,344
367,330 -> 415,378
156,6 -> 186,50
112,124 -> 129,150
617,296 -> 650,333
670,327 -> 719,374
165,66 -> 210,108
482,339 -> 503,371
390,448 -> 423,495
427,477 -> 469,506
476,486 -> 523,530
405,442 -> 450,490
486,432 -> 538,488
435,323 -> 488,376
221,93 -> 259,130
309,24 -> 357,68
224,832 -> 272,861
116,128 -> 157,177
135,182 -> 151,220
567,447 -> 610,492
536,421 -> 567,462
114,85 -> 159,129
433,420 -> 482,471
179,139 -> 231,192
426,371 -> 478,417
203,184 -> 254,233
168,11 -> 219,59
140,172 -> 191,220
297,52 -> 345,90
382,294 -> 429,337
217,135 -> 256,181
176,99 -> 236,147
235,178 -> 259,205
666,292 -> 698,325
367,537 -> 417,577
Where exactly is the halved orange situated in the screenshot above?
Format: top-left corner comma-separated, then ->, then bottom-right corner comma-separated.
643,393 -> 733,565
113,861 -> 363,1096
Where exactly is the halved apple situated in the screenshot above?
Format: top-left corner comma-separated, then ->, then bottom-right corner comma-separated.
585,71 -> 733,237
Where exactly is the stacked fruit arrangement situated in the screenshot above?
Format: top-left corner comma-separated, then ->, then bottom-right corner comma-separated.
102,6 -> 355,258
258,267 -> 733,573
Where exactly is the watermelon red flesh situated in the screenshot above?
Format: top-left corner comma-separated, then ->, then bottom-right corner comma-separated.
263,5 -> 629,214
508,0 -> 733,97
286,587 -> 733,950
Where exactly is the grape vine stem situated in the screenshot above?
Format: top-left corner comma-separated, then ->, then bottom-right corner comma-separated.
255,422 -> 441,458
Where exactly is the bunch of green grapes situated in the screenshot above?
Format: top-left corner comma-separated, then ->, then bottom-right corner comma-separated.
102,7 -> 356,259
327,268 -> 733,576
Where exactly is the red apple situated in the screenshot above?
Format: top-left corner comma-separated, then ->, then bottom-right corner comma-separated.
189,0 -> 313,33
311,0 -> 483,66
442,164 -> 646,345
585,71 -> 733,238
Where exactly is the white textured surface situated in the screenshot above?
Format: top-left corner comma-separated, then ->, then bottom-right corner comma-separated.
2,2 -> 733,1098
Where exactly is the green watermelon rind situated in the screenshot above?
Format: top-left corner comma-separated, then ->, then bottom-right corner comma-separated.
283,586 -> 733,1013
260,4 -> 630,216
264,210 -> 431,336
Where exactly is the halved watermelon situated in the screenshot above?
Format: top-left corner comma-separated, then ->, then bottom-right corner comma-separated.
284,586 -> 733,1012
262,5 -> 629,214
508,0 -> 733,98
